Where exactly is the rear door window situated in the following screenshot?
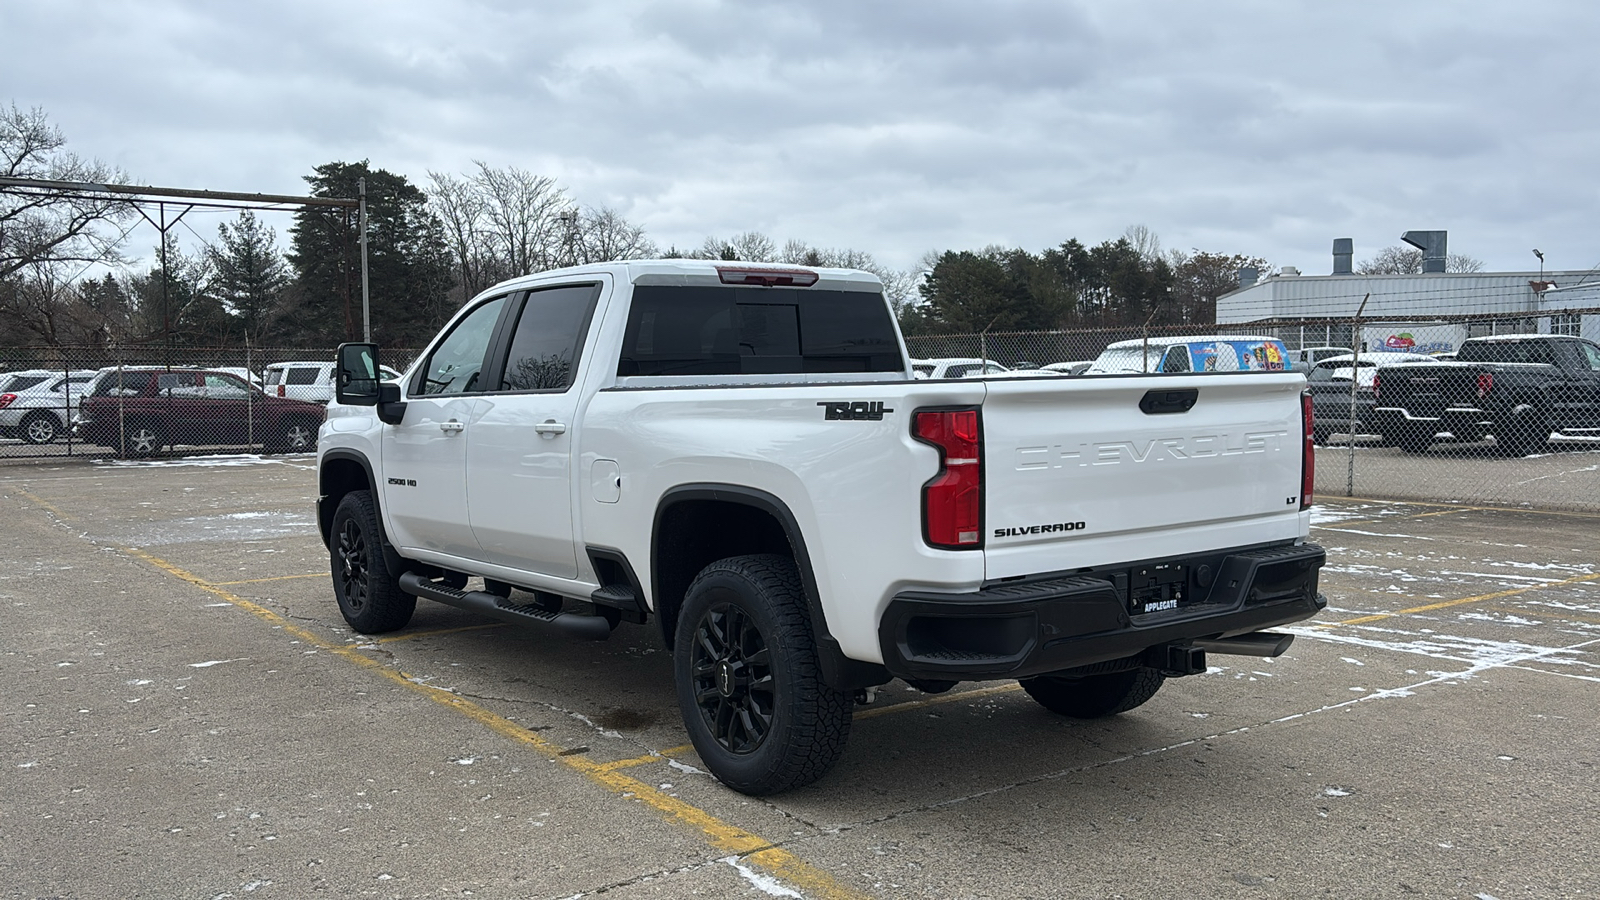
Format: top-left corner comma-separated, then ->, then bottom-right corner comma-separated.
495,284 -> 601,392
618,286 -> 901,376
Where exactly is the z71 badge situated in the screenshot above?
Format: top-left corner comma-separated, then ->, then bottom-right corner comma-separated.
818,401 -> 894,421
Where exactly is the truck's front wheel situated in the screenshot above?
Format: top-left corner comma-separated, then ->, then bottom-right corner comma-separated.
1020,666 -> 1166,718
330,490 -> 415,633
674,555 -> 852,795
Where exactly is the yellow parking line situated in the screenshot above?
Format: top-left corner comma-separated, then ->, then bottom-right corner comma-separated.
1317,572 -> 1600,627
13,488 -> 73,523
124,547 -> 869,900
213,573 -> 327,586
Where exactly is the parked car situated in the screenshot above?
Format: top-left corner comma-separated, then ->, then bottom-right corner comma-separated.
1040,360 -> 1093,376
1086,336 -> 1292,375
263,361 -> 402,403
0,370 -> 101,444
0,368 -> 64,394
74,367 -> 327,456
1291,346 -> 1354,371
909,357 -> 1014,379
1305,352 -> 1437,444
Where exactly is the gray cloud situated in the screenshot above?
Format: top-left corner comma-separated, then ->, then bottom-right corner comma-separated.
6,0 -> 1600,275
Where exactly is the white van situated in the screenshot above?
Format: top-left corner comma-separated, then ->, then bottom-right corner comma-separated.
263,361 -> 402,403
1087,336 -> 1292,375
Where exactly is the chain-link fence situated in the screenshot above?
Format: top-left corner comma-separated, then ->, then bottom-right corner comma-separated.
0,347 -> 419,461
906,313 -> 1600,514
8,323 -> 1597,514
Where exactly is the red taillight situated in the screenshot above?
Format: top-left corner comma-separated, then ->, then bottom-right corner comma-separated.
715,266 -> 820,287
1301,392 -> 1315,510
0,393 -> 14,410
277,384 -> 286,397
914,408 -> 983,549
1370,371 -> 1380,403
1476,372 -> 1494,399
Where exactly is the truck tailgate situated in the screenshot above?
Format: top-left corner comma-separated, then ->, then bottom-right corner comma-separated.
981,373 -> 1309,580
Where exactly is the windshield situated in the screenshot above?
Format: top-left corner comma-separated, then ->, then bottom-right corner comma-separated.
1090,347 -> 1162,374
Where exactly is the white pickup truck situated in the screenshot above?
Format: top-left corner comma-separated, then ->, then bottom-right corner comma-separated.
318,259 -> 1326,795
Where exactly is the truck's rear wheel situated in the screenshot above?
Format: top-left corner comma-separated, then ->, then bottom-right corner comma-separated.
1019,666 -> 1166,718
1497,402 -> 1550,457
1395,426 -> 1434,454
674,554 -> 852,795
330,490 -> 415,633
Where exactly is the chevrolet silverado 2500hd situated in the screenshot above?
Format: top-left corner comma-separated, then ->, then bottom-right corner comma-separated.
317,259 -> 1326,795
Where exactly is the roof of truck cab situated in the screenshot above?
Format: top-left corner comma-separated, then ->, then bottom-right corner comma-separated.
1102,335 -> 1281,349
477,259 -> 884,297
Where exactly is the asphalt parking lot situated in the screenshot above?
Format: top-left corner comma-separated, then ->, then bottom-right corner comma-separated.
4,457 -> 1598,899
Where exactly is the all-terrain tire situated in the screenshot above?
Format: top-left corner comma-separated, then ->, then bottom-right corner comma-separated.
330,490 -> 415,633
1395,426 -> 1434,455
673,554 -> 853,795
1496,402 -> 1550,457
20,411 -> 61,445
1019,665 -> 1166,718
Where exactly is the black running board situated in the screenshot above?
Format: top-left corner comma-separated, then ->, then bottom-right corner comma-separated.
398,571 -> 612,641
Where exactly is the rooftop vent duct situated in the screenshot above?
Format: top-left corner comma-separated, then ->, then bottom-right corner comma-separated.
1401,230 -> 1448,273
1238,266 -> 1259,288
1332,238 -> 1353,275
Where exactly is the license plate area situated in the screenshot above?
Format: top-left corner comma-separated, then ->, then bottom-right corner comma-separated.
1115,563 -> 1189,615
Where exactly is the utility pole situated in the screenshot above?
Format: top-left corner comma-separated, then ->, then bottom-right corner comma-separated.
359,177 -> 371,342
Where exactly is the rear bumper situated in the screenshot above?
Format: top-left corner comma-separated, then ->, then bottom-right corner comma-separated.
878,542 -> 1326,682
1372,406 -> 1491,438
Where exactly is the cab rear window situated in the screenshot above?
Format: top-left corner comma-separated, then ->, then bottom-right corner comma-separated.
618,286 -> 901,376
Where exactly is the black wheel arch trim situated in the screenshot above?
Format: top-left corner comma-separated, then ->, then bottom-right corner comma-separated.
653,483 -> 891,691
318,448 -> 406,581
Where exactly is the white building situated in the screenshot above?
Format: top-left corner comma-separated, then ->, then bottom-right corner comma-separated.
1216,237 -> 1598,353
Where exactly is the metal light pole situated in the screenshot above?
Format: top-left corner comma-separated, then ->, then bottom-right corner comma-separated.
359,178 -> 371,342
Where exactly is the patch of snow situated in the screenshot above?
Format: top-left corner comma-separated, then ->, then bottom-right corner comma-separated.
189,659 -> 242,668
723,857 -> 803,898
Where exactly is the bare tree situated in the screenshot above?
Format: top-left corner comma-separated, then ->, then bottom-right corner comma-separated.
1356,245 -> 1485,274
574,206 -> 657,264
1,103 -> 133,282
1123,224 -> 1164,265
427,165 -> 657,298
426,170 -> 494,301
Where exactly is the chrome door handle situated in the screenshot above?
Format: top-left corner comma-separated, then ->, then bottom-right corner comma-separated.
534,419 -> 567,438
440,419 -> 465,434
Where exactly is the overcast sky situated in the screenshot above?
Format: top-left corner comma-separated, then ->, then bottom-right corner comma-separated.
6,0 -> 1598,276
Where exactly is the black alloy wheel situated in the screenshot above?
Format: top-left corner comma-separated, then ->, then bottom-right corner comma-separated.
336,516 -> 370,615
673,554 -> 852,795
690,600 -> 777,755
329,490 -> 415,633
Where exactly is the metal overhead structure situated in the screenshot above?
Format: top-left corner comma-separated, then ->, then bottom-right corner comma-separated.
0,175 -> 372,357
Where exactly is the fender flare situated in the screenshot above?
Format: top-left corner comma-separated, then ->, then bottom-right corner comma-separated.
319,448 -> 407,580
654,483 -> 890,691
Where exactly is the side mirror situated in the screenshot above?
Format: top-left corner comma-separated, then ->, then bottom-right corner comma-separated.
336,343 -> 381,405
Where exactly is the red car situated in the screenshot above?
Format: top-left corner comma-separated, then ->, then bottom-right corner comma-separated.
75,368 -> 326,456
